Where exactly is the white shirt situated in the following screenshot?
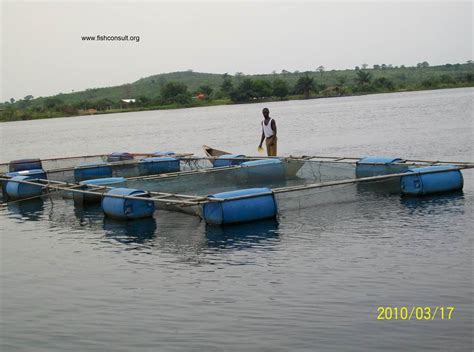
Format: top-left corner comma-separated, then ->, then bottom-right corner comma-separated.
262,118 -> 274,138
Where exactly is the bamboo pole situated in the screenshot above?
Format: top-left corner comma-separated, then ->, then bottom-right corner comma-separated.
0,177 -> 209,206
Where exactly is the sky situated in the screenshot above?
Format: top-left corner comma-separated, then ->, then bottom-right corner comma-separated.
1,0 -> 472,101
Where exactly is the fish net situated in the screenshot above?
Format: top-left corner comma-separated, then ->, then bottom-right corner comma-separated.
127,160 -> 401,196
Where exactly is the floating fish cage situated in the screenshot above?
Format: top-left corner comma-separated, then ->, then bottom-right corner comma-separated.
0,151 -> 207,185
1,153 -> 472,225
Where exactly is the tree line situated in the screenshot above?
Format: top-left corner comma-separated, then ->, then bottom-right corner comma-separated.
1,62 -> 473,121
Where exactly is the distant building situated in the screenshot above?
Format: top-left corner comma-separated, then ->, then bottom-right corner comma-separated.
121,99 -> 136,103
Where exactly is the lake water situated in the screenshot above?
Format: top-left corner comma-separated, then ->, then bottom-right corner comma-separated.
0,88 -> 473,351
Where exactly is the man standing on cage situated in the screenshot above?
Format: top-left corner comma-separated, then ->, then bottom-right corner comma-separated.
258,107 -> 277,156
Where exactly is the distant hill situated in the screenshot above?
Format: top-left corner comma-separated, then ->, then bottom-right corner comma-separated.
5,63 -> 474,108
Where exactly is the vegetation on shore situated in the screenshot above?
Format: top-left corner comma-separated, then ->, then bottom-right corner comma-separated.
1,61 -> 473,122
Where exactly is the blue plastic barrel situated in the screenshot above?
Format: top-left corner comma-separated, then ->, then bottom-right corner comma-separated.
107,152 -> 134,162
102,188 -> 155,220
5,175 -> 44,199
2,169 -> 47,198
9,158 -> 42,172
203,188 -> 277,225
74,177 -> 126,204
6,169 -> 47,179
241,159 -> 285,179
213,154 -> 246,167
400,165 -> 463,196
138,157 -> 180,176
356,156 -> 407,178
74,163 -> 113,182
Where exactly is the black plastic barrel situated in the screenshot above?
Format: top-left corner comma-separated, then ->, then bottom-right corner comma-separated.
107,152 -> 134,162
9,158 -> 42,172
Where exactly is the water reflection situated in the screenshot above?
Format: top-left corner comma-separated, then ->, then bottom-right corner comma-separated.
400,191 -> 465,214
7,198 -> 44,221
205,219 -> 279,250
103,217 -> 157,244
73,203 -> 104,229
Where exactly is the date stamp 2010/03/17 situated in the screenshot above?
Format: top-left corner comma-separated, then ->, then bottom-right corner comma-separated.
376,306 -> 455,320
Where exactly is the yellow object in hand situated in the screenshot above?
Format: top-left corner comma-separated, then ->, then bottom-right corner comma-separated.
257,146 -> 265,155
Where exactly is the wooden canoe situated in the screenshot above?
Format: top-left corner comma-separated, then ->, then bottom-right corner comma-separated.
202,145 -> 304,177
202,145 -> 231,158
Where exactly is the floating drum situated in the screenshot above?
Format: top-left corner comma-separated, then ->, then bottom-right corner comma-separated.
356,156 -> 407,178
213,154 -> 246,167
107,152 -> 134,162
2,169 -> 48,197
400,165 -> 463,196
6,169 -> 47,179
5,175 -> 44,199
241,159 -> 285,180
138,157 -> 180,176
102,188 -> 155,220
9,158 -> 42,172
74,163 -> 112,182
203,188 -> 277,225
73,177 -> 126,204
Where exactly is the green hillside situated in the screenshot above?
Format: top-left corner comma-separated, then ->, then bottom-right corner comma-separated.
1,62 -> 473,121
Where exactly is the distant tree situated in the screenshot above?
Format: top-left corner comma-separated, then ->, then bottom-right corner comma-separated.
160,81 -> 191,104
197,85 -> 213,97
373,77 -> 395,90
272,79 -> 289,99
421,77 -> 438,88
253,80 -> 272,98
24,95 -> 34,101
122,83 -> 132,97
91,98 -> 114,110
316,66 -> 325,77
355,66 -> 360,71
10,98 -> 15,104
220,74 -> 233,96
355,70 -> 372,86
230,79 -> 255,102
235,72 -> 244,82
400,65 -> 406,68
362,63 -> 368,69
137,96 -> 150,105
43,97 -> 63,109
336,76 -> 347,87
439,75 -> 455,84
294,70 -> 300,74
281,69 -> 290,74
417,61 -> 429,68
294,74 -> 316,99
381,64 -> 387,70
463,73 -> 474,82
373,64 -> 380,69
271,70 -> 277,75
467,60 -> 473,64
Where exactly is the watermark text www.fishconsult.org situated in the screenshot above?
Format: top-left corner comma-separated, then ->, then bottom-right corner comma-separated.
81,35 -> 140,42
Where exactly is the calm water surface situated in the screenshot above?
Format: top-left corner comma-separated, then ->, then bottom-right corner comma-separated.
0,88 -> 473,351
